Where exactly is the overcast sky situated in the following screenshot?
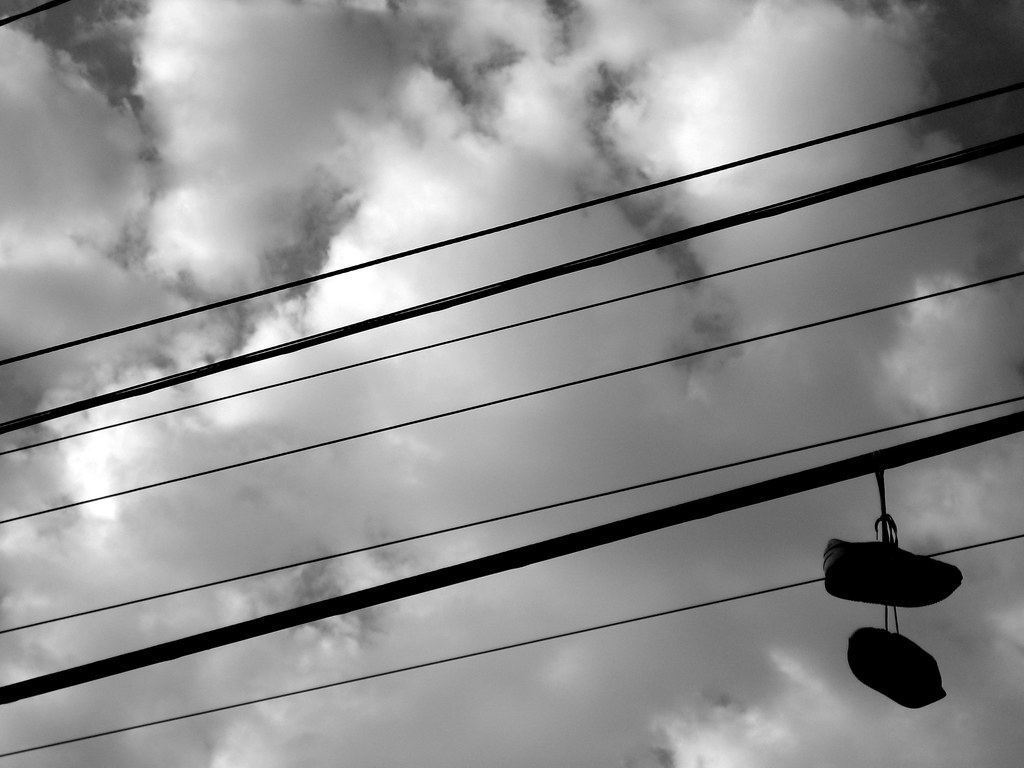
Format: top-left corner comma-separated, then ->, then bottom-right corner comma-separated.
1,0 -> 1024,765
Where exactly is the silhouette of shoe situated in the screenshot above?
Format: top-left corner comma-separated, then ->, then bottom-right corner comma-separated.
823,539 -> 962,607
847,627 -> 945,708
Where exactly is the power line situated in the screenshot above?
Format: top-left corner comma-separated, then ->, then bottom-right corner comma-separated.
2,392 -> 1021,637
2,530 -> 1022,759
8,267 -> 1022,525
4,80 -> 1022,369
1,407 -> 1022,705
2,131 -> 1023,439
6,191 -> 1021,459
0,0 -> 74,27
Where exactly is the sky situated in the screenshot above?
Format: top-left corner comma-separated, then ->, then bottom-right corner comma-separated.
0,0 -> 1023,765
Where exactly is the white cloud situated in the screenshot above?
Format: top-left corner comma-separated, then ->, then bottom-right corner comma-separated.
880,273 -> 1024,415
0,27 -> 145,256
0,24 -> 164,419
605,0 -> 927,203
652,646 -> 984,768
138,0 -> 402,291
897,435 -> 1024,544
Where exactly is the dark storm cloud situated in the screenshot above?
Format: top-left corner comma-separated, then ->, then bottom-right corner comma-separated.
15,0 -> 145,107
834,0 -> 1024,179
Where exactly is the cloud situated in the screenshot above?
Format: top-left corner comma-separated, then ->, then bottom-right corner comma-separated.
138,0 -> 403,292
0,26 -> 144,252
649,647 -> 985,768
880,273 -> 1024,414
604,0 -> 927,197
2,1 -> 1024,766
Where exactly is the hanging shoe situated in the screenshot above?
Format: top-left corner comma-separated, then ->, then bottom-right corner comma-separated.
823,538 -> 962,607
847,627 -> 945,708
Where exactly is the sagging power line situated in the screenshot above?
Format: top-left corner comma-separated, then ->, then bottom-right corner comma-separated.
3,79 -> 1022,368
7,266 -> 1022,525
3,392 -> 1022,638
2,130 -> 1022,440
4,531 -> 1021,760
0,407 -> 1021,706
4,191 -> 1020,459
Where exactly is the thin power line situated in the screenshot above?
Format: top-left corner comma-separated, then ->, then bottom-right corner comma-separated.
6,191 -> 1021,459
2,130 -> 1023,439
4,79 -> 1022,368
2,392 -> 1021,637
1,407 -> 1022,705
0,0 -> 74,27
2,531 -> 1021,759
8,267 -> 1022,525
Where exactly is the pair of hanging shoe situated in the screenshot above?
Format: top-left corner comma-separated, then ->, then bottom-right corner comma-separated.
822,489 -> 962,709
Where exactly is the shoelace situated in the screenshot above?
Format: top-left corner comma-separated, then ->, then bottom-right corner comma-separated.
874,466 -> 900,634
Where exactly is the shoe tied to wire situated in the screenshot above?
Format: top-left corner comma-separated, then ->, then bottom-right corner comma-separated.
847,627 -> 945,708
823,539 -> 962,607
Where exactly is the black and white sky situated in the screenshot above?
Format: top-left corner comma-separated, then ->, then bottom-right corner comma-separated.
1,0 -> 1024,765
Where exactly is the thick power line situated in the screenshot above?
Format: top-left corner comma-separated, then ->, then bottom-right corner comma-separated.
5,191 -> 1021,459
2,130 -> 1022,440
0,575 -> 821,758
5,532 -> 1020,759
3,393 -> 1021,637
0,407 -> 1021,705
5,532 -> 1022,760
0,0 -> 74,27
3,80 -> 1022,369
7,267 -> 1022,525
